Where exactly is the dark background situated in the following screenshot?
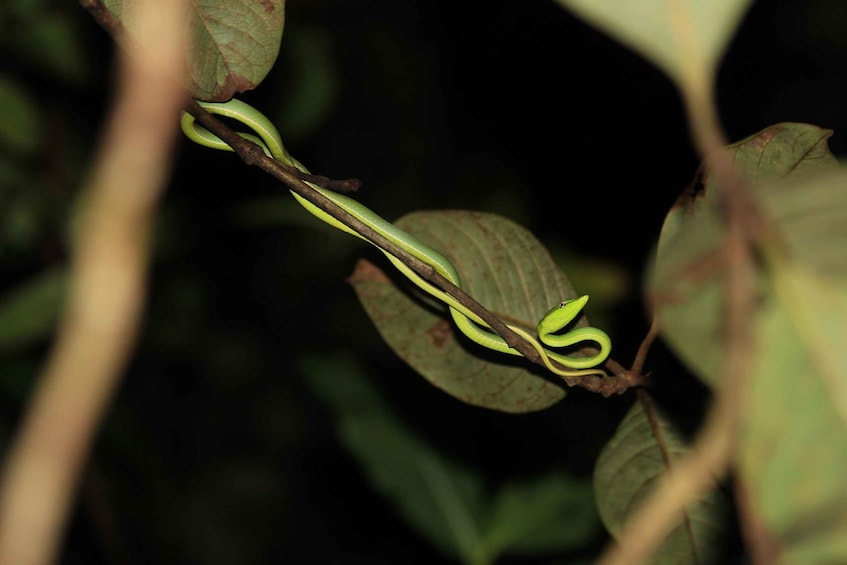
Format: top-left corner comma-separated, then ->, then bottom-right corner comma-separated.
3,0 -> 847,562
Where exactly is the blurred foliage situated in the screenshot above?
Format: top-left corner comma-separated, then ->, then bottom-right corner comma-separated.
302,352 -> 602,564
0,266 -> 65,355
594,400 -> 731,563
0,0 -> 91,86
1,0 -> 846,563
649,122 -> 847,562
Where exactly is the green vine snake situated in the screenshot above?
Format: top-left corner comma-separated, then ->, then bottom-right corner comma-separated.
180,98 -> 612,378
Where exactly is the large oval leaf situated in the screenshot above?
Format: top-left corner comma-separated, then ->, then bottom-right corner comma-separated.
648,123 -> 847,560
649,123 -> 838,386
554,0 -> 752,88
349,211 -> 599,414
594,399 -> 729,564
739,298 -> 847,564
104,0 -> 285,100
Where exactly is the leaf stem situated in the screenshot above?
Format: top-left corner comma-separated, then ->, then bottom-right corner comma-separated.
630,319 -> 660,377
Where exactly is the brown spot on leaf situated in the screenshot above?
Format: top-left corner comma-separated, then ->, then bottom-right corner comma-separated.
426,319 -> 452,350
259,0 -> 277,13
200,72 -> 257,102
347,259 -> 390,285
671,163 -> 707,214
747,124 -> 782,150
221,73 -> 256,100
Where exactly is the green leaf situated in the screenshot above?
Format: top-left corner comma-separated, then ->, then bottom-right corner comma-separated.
104,0 -> 285,100
649,123 -> 838,386
594,400 -> 729,564
740,300 -> 847,564
300,353 -> 488,564
480,474 -> 600,559
0,74 -> 42,155
648,123 -> 847,559
349,211 -> 602,414
776,267 -> 847,420
553,0 -> 752,86
0,268 -> 66,354
728,123 -> 839,180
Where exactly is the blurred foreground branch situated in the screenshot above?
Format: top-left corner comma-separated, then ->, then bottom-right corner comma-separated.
0,1 -> 186,563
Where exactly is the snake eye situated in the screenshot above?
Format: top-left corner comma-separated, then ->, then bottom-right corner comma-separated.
558,301 -> 567,308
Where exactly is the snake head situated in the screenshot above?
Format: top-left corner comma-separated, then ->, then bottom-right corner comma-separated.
537,295 -> 590,335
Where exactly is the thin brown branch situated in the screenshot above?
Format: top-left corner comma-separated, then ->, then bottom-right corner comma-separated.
0,2 -> 186,563
297,170 -> 361,194
630,319 -> 660,377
